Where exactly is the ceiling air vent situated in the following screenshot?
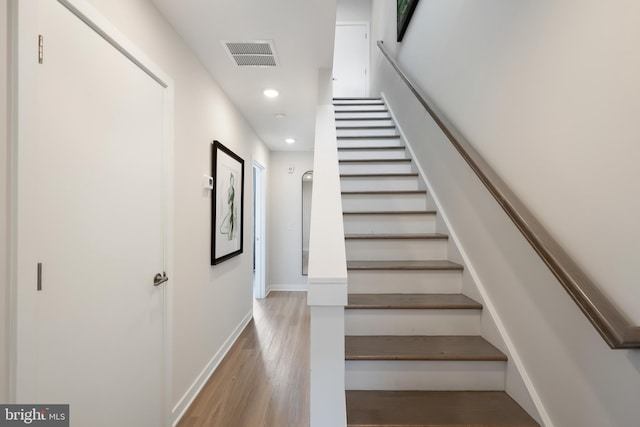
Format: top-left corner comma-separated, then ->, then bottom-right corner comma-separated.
222,40 -> 279,67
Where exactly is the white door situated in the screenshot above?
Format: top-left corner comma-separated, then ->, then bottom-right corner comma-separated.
15,1 -> 170,426
253,162 -> 266,299
333,23 -> 369,98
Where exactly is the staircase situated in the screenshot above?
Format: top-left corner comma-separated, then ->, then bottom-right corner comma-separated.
334,98 -> 540,427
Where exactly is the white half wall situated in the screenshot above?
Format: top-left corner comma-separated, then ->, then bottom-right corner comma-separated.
60,0 -> 270,420
268,151 -> 314,291
1,0 -> 9,404
371,0 -> 640,425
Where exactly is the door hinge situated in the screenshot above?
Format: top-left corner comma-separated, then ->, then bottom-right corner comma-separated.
38,35 -> 43,64
37,263 -> 43,291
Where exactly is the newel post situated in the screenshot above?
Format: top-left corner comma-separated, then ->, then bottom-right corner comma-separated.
307,105 -> 348,427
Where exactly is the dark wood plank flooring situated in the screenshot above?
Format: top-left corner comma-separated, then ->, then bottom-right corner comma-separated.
177,292 -> 309,427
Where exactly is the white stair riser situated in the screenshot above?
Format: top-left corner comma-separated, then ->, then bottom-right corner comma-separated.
348,271 -> 462,294
334,111 -> 391,119
345,309 -> 481,335
335,105 -> 387,112
341,193 -> 426,211
340,176 -> 420,192
343,214 -> 436,234
338,149 -> 408,160
336,128 -> 398,137
345,360 -> 506,391
333,98 -> 382,104
345,239 -> 447,261
339,162 -> 413,175
334,100 -> 384,105
335,119 -> 395,127
338,138 -> 403,148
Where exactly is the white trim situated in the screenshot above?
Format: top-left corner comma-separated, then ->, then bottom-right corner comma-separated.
253,161 -> 267,299
11,1 -> 175,424
267,284 -> 308,296
57,0 -> 170,87
171,310 -> 253,426
161,81 -> 175,427
7,0 -> 18,403
382,92 -> 552,427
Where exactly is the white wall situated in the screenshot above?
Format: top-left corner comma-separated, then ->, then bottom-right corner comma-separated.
336,0 -> 371,22
371,0 -> 640,426
1,0 -> 9,404
47,0 -> 270,419
268,151 -> 314,291
373,0 -> 640,323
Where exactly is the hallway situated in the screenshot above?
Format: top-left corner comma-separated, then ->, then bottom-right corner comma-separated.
177,292 -> 310,427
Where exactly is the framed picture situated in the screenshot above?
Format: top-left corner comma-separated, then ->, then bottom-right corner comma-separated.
211,140 -> 244,265
397,0 -> 420,42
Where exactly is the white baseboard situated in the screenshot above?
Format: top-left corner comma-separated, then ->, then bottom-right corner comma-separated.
171,309 -> 253,426
266,284 -> 308,296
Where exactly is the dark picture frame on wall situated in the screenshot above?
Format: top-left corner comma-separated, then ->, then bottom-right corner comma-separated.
211,140 -> 244,265
397,0 -> 420,42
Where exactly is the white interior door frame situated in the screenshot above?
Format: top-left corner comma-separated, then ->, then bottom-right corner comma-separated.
253,161 -> 266,299
9,0 -> 174,423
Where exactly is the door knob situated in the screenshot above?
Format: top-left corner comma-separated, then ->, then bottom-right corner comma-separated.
153,272 -> 168,287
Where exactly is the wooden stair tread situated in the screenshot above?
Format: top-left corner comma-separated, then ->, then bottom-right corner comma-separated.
335,109 -> 389,114
342,190 -> 425,195
345,335 -> 507,361
339,158 -> 411,163
334,99 -> 383,103
336,126 -> 396,130
334,102 -> 385,105
346,390 -> 540,426
336,117 -> 391,121
340,173 -> 417,178
343,210 -> 436,215
347,294 -> 482,310
347,260 -> 463,271
338,135 -> 400,140
338,146 -> 404,150
345,233 -> 448,240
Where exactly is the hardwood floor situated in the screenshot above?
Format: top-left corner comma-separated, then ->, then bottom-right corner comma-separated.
177,292 -> 310,427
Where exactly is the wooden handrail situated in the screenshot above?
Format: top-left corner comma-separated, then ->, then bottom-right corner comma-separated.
377,40 -> 640,349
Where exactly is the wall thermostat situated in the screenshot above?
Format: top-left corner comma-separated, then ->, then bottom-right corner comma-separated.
203,175 -> 214,190
288,164 -> 295,174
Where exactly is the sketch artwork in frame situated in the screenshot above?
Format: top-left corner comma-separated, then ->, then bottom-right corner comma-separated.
211,140 -> 244,265
397,0 -> 420,42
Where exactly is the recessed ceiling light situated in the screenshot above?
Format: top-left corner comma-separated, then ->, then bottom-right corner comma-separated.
263,89 -> 279,98
285,138 -> 296,144
274,113 -> 286,119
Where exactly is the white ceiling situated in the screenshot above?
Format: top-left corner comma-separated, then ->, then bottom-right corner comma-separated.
151,0 -> 338,152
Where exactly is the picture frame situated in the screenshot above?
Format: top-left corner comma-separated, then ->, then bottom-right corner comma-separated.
397,0 -> 420,42
211,140 -> 244,265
